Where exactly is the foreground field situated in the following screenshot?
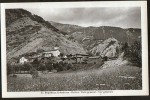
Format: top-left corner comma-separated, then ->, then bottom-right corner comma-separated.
7,62 -> 142,91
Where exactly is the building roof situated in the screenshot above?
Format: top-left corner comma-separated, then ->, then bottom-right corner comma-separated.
76,56 -> 83,58
20,56 -> 28,59
89,56 -> 101,59
76,54 -> 89,56
43,52 -> 53,54
50,49 -> 59,51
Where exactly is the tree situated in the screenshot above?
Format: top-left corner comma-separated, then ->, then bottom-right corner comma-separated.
116,46 -> 120,57
128,40 -> 142,67
7,63 -> 12,75
58,61 -> 64,71
59,53 -> 64,58
24,63 -> 32,72
39,63 -> 47,72
32,58 -> 39,68
46,59 -> 54,71
122,42 -> 129,56
103,56 -> 108,61
96,52 -> 100,56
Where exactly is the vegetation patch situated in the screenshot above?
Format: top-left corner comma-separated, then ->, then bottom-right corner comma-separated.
7,65 -> 142,91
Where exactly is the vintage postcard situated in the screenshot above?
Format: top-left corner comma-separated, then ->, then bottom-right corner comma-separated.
1,1 -> 148,98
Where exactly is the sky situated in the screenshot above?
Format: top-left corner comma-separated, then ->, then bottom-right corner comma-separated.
25,7 -> 141,28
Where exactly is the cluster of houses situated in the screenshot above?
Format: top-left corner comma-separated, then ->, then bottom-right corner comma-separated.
14,46 -> 102,65
19,47 -> 60,64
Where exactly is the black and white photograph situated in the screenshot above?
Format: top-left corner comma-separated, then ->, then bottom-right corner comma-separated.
1,1 -> 148,97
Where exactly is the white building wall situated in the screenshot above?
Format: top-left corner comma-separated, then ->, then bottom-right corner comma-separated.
19,57 -> 28,64
54,47 -> 59,50
45,53 -> 52,57
51,50 -> 60,57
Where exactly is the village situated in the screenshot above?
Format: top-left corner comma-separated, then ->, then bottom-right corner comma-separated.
18,46 -> 103,65
8,46 -> 107,76
5,7 -> 144,92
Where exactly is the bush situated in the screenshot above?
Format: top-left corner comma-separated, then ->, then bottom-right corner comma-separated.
69,63 -> 76,71
32,58 -> 39,69
103,56 -> 108,61
46,62 -> 54,71
52,62 -> 71,72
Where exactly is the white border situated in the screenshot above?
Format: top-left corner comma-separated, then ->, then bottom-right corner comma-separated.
1,1 -> 148,98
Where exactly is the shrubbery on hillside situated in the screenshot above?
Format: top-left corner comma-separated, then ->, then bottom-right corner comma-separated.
6,9 -> 32,26
123,40 -> 142,67
129,40 -> 142,67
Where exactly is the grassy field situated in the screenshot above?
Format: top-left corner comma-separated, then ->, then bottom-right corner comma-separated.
7,64 -> 142,91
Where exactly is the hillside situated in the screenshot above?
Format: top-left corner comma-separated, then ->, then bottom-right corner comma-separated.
51,21 -> 141,50
6,9 -> 86,59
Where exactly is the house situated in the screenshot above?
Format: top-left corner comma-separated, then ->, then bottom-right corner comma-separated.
19,57 -> 28,64
41,49 -> 60,58
28,58 -> 34,63
54,47 -> 59,50
50,49 -> 60,57
41,47 -> 60,57
67,56 -> 77,64
23,52 -> 42,62
42,52 -> 53,58
88,56 -> 102,64
75,54 -> 89,63
40,57 -> 51,64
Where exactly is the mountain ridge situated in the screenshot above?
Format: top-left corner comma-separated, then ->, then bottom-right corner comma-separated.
6,9 -> 141,60
50,21 -> 141,47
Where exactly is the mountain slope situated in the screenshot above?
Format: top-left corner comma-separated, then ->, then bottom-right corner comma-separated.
51,22 -> 141,49
6,9 -> 86,59
50,21 -> 83,33
6,9 -> 141,60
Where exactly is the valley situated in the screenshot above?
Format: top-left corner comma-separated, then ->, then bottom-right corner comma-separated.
6,9 -> 142,91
